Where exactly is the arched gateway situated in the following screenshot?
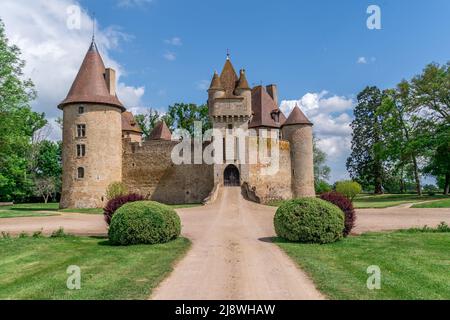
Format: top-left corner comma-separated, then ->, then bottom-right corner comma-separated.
224,165 -> 240,187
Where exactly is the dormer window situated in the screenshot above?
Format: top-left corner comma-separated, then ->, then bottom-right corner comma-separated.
78,106 -> 85,114
271,110 -> 280,124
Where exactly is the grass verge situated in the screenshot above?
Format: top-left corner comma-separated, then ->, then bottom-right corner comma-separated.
411,198 -> 450,209
0,236 -> 190,300
276,231 -> 450,300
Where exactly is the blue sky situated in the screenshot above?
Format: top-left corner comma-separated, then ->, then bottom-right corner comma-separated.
80,0 -> 450,109
1,0 -> 449,182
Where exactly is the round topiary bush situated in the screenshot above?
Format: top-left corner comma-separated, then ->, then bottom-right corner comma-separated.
274,198 -> 344,244
320,191 -> 356,237
108,201 -> 181,246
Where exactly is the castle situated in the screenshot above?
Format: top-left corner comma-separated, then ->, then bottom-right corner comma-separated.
59,40 -> 315,209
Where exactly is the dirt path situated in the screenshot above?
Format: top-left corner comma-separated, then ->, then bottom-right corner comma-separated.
151,187 -> 325,300
354,207 -> 450,234
0,213 -> 107,236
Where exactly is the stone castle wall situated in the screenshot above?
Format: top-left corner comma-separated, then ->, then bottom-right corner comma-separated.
247,139 -> 292,204
122,140 -> 214,204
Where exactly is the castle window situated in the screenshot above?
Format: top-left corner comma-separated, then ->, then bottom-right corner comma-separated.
77,124 -> 86,138
228,124 -> 233,130
77,167 -> 85,179
78,106 -> 85,114
77,144 -> 86,157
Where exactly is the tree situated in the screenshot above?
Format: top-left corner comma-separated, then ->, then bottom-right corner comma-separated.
411,62 -> 449,123
34,177 -> 57,204
0,19 -> 47,202
411,62 -> 450,195
313,137 -> 331,193
346,86 -> 384,194
164,103 -> 211,135
134,108 -> 162,139
378,82 -> 423,195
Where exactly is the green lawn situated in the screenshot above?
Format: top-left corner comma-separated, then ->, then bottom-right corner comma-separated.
354,194 -> 449,209
0,236 -> 190,300
276,231 -> 450,300
0,203 -> 60,218
0,202 -> 202,218
412,198 -> 450,209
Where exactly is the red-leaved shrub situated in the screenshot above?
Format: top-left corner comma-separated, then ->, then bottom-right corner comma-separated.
103,193 -> 145,225
320,191 -> 356,237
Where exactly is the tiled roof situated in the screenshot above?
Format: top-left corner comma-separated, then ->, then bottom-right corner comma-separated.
219,59 -> 239,97
248,86 -> 286,128
58,41 -> 124,110
209,71 -> 223,90
149,121 -> 172,141
283,105 -> 313,126
122,111 -> 143,133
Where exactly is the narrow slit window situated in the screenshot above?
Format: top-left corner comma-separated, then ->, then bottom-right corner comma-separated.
77,167 -> 85,179
78,106 -> 85,114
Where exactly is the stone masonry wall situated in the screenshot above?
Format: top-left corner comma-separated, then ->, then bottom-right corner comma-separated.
60,104 -> 123,209
247,139 -> 292,204
122,140 -> 214,204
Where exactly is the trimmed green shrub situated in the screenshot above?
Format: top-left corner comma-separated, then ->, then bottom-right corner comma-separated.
274,198 -> 344,244
315,180 -> 333,194
106,182 -> 128,201
335,180 -> 362,201
109,201 -> 181,246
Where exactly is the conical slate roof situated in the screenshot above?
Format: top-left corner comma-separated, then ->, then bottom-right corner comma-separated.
219,58 -> 239,97
236,69 -> 250,90
149,121 -> 172,141
58,41 -> 124,110
283,105 -> 313,126
208,71 -> 223,90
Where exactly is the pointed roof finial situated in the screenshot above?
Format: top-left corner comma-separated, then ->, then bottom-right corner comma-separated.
226,49 -> 230,60
92,13 -> 96,42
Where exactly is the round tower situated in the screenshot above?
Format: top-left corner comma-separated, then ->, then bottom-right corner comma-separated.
282,105 -> 316,198
58,40 -> 125,209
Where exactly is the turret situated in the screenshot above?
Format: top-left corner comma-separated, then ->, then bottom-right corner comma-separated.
235,69 -> 252,105
281,105 -> 315,198
208,71 -> 225,112
58,40 -> 124,209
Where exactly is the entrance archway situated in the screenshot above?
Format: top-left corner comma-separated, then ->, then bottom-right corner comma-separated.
224,165 -> 240,187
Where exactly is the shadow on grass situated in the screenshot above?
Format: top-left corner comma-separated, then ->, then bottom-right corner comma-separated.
259,237 -> 298,244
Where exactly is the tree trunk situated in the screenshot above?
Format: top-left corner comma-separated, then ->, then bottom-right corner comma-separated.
445,173 -> 450,195
412,155 -> 422,196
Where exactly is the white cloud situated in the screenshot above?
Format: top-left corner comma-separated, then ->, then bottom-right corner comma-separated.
0,0 -> 145,139
357,56 -> 367,64
163,51 -> 176,61
117,0 -> 153,8
164,37 -> 182,46
195,80 -> 210,91
281,92 -> 355,182
357,56 -> 376,64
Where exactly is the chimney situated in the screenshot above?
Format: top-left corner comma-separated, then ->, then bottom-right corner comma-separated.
266,84 -> 278,106
105,68 -> 116,96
